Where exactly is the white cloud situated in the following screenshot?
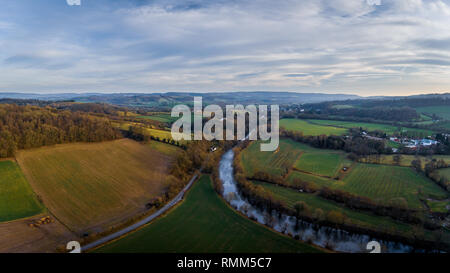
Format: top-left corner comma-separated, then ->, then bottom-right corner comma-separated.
0,0 -> 450,95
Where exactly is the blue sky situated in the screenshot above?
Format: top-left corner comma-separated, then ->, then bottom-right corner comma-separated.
1,0 -> 450,95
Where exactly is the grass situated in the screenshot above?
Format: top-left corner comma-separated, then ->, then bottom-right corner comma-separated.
416,106 -> 450,120
287,171 -> 335,187
426,199 -> 450,214
137,113 -> 178,123
96,175 -> 322,253
360,154 -> 450,168
241,139 -> 448,210
253,181 -> 411,233
331,105 -> 354,110
307,119 -> 433,137
0,160 -> 45,222
240,139 -> 304,177
438,168 -> 450,181
280,119 -> 348,136
294,152 -> 352,178
113,121 -> 187,143
339,164 -> 447,209
146,141 -> 181,156
16,139 -> 178,234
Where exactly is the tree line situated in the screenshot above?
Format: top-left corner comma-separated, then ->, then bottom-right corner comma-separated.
0,104 -> 121,158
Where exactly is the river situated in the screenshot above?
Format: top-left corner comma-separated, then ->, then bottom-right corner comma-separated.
218,149 -> 425,253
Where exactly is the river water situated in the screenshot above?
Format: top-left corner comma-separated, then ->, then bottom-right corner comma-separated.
218,149 -> 423,253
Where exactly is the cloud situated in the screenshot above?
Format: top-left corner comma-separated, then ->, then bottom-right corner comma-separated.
0,0 -> 449,95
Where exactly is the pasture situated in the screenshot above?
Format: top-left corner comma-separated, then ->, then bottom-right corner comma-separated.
307,119 -> 433,137
294,152 -> 352,178
241,139 -> 351,179
416,106 -> 450,120
0,213 -> 73,253
137,113 -> 178,123
280,119 -> 348,136
0,160 -> 44,222
359,154 -> 450,168
240,139 -> 304,177
438,168 -> 450,181
253,181 -> 411,233
16,139 -> 179,234
114,121 -> 186,143
241,139 -> 448,210
96,175 -> 321,253
339,164 -> 447,209
426,199 -> 450,214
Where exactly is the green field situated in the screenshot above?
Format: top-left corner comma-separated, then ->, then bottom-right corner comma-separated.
253,181 -> 411,233
438,168 -> 450,181
306,119 -> 433,137
339,164 -> 447,209
289,164 -> 448,209
294,151 -> 352,178
288,171 -> 334,187
241,139 -> 448,210
0,160 -> 44,222
114,121 -> 186,142
137,113 -> 178,123
416,106 -> 450,120
280,119 -> 348,136
331,105 -> 354,110
16,139 -> 178,233
96,175 -> 321,253
360,154 -> 450,168
241,139 -> 351,178
240,138 -> 304,177
426,199 -> 450,214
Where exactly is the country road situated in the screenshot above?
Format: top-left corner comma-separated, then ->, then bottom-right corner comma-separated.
79,173 -> 199,252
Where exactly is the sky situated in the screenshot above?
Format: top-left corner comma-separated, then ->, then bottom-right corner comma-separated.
1,0 -> 450,96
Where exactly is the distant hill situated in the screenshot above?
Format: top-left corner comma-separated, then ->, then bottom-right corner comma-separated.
1,91 -> 448,109
0,91 -> 362,108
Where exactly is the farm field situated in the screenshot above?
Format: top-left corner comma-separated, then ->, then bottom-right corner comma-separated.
240,139 -> 304,177
241,139 -> 448,210
289,164 -> 448,210
287,171 -> 335,187
280,119 -> 348,136
0,213 -> 73,253
241,139 -> 351,178
252,181 -> 411,233
15,139 -> 179,234
137,113 -> 177,123
440,122 -> 450,130
96,175 -> 322,253
0,160 -> 44,222
416,106 -> 450,120
136,112 -> 202,124
338,164 -> 447,209
438,168 -> 450,179
426,199 -> 450,214
294,151 -> 352,178
114,121 -> 186,143
306,119 -> 433,137
359,154 -> 450,168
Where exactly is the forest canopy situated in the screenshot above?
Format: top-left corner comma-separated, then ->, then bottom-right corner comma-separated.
0,104 -> 121,157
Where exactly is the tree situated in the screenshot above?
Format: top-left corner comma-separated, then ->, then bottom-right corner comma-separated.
313,208 -> 324,222
411,158 -> 422,172
326,210 -> 346,225
393,154 -> 402,166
